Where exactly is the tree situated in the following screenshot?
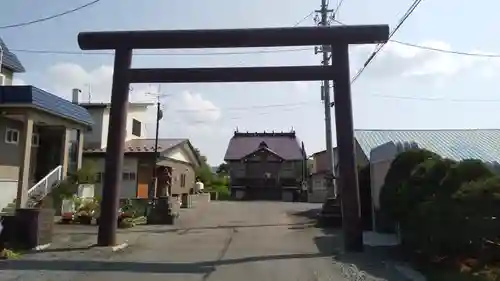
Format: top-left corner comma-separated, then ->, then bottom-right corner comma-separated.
216,162 -> 229,175
193,147 -> 213,185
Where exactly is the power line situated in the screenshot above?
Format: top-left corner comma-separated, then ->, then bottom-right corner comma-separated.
9,10 -> 315,57
6,5 -> 496,60
9,47 -> 313,56
334,0 -> 346,18
351,0 -> 425,83
0,0 -> 102,29
175,101 -> 316,113
131,97 -> 318,112
366,94 -> 500,103
389,40 -> 500,58
293,11 -> 315,27
138,93 -> 500,115
12,35 -> 500,59
331,18 -> 500,58
9,17 -> 499,58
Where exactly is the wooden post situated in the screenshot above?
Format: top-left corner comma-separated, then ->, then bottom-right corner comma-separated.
332,43 -> 363,252
97,48 -> 132,246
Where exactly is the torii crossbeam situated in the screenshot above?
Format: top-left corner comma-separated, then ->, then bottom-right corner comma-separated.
78,24 -> 389,252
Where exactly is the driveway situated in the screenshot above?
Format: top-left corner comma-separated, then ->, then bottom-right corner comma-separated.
0,201 -> 405,281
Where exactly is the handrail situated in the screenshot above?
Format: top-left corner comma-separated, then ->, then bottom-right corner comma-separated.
28,165 -> 62,194
24,165 -> 63,208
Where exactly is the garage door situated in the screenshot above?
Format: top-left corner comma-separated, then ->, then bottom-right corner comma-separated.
246,187 -> 282,200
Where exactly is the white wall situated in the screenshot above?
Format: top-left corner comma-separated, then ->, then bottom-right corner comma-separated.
0,179 -> 17,211
0,67 -> 13,85
84,105 -> 150,149
308,173 -> 328,203
83,109 -> 104,148
125,108 -> 149,142
100,109 -> 109,148
89,156 -> 138,198
166,147 -> 190,162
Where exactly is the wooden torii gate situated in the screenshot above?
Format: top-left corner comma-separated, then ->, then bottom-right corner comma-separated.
78,24 -> 389,252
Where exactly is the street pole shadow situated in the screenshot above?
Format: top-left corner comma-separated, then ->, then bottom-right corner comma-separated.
313,229 -> 404,281
0,253 -> 330,274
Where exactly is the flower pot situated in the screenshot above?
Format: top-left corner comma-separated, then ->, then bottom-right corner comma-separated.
78,216 -> 92,225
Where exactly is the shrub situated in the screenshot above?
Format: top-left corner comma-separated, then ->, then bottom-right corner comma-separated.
379,149 -> 440,222
399,162 -> 500,257
439,159 -> 494,197
405,197 -> 466,256
453,177 -> 500,252
396,158 -> 456,222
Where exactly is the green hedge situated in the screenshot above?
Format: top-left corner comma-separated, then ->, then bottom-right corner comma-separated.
379,149 -> 500,260
205,184 -> 231,200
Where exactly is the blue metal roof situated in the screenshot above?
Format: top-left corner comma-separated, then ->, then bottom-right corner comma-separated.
0,86 -> 93,127
0,38 -> 25,73
354,129 -> 500,163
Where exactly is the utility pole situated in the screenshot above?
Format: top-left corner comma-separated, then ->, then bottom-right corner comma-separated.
315,0 -> 336,197
149,85 -> 164,199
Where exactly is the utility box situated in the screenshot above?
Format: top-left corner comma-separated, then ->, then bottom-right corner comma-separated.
77,184 -> 95,198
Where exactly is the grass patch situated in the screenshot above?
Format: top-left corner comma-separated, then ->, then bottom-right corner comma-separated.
205,185 -> 231,200
0,249 -> 21,260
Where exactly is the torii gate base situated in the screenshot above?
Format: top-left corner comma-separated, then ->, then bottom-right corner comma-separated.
78,25 -> 389,252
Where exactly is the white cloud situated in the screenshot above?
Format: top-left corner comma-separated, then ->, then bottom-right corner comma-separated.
350,40 -> 490,80
161,90 -> 222,136
46,62 -> 222,135
293,81 -> 313,93
47,63 -> 113,102
167,91 -> 221,122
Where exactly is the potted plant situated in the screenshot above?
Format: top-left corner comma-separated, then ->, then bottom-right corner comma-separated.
118,199 -> 136,224
75,199 -> 98,225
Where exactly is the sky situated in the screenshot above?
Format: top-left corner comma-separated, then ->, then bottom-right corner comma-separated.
2,0 -> 500,166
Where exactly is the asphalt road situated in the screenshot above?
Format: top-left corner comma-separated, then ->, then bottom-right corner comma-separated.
0,201 -> 400,281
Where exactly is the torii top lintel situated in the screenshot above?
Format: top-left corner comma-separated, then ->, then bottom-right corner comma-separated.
78,25 -> 389,50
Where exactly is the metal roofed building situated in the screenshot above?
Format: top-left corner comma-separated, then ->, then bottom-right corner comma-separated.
353,128 -> 500,231
354,129 -> 500,163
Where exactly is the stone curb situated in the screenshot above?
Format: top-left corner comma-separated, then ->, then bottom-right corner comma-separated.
82,242 -> 129,253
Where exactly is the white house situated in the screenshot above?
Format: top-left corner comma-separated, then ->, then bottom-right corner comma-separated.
75,95 -> 201,199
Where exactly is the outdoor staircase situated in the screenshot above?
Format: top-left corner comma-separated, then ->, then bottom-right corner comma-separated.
0,165 -> 63,216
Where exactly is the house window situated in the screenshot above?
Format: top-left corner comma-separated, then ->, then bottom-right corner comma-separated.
5,128 -> 19,144
180,174 -> 186,187
123,172 -> 136,181
32,133 -> 40,147
132,119 -> 141,137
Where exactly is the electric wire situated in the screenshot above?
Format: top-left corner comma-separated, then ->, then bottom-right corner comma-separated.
0,0 -> 102,29
350,0 -> 425,83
